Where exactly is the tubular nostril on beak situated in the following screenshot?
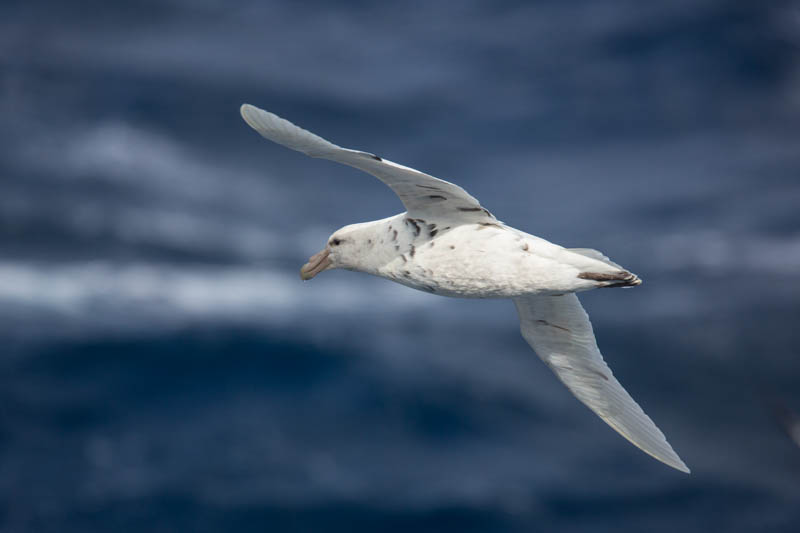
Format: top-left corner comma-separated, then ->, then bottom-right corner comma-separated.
300,248 -> 332,280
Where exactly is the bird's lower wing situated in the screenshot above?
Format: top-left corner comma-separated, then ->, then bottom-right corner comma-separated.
513,293 -> 689,473
240,104 -> 494,223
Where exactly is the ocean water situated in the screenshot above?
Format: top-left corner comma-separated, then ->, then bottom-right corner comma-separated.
2,1 -> 800,531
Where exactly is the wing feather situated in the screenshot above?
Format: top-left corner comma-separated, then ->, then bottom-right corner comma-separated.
240,104 -> 493,222
513,293 -> 689,473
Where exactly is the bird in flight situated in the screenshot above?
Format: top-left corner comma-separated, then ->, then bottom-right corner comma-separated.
240,103 -> 689,473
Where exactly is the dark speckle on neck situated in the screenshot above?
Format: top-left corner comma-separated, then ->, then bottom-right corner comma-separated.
405,218 -> 421,237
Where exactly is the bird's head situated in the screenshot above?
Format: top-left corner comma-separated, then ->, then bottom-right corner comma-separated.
300,223 -> 371,280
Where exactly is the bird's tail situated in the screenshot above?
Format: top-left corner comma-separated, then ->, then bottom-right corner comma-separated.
577,270 -> 642,288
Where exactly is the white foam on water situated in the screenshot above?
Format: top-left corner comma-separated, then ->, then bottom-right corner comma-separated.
0,260 -> 444,338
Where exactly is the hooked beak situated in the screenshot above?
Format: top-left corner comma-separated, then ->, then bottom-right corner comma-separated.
300,248 -> 332,280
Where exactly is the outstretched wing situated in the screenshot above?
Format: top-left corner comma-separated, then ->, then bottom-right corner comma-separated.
513,293 -> 689,473
240,104 -> 494,223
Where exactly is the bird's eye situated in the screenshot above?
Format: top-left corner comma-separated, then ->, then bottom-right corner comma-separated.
331,238 -> 341,246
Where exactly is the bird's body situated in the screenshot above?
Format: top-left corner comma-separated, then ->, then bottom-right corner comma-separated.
330,213 -> 637,298
240,103 -> 689,473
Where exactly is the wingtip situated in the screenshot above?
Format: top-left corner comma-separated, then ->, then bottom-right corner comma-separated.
674,460 -> 691,474
655,450 -> 691,474
240,103 -> 257,122
643,443 -> 690,474
240,103 -> 267,133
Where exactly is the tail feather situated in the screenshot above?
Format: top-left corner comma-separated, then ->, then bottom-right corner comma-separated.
578,270 -> 642,288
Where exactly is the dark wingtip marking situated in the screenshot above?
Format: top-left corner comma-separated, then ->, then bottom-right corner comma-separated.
428,195 -> 446,200
368,153 -> 382,161
429,229 -> 438,237
410,245 -> 416,257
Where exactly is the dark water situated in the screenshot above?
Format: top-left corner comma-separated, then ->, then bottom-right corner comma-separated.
2,1 -> 800,531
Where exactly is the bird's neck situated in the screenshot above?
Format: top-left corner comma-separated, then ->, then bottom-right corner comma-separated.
339,213 -> 413,274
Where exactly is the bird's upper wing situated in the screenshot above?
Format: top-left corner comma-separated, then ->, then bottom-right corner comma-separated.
513,293 -> 689,473
240,104 -> 494,223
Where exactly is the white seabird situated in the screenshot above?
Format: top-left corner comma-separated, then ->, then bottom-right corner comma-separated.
240,103 -> 689,473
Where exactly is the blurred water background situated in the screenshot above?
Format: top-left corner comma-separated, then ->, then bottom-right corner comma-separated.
2,1 -> 800,531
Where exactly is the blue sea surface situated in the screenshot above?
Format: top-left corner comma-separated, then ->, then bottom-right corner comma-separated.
2,1 -> 800,531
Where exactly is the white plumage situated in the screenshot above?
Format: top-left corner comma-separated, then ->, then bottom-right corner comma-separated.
240,103 -> 689,473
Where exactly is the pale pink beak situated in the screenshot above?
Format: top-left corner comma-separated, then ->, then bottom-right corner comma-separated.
300,248 -> 332,280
